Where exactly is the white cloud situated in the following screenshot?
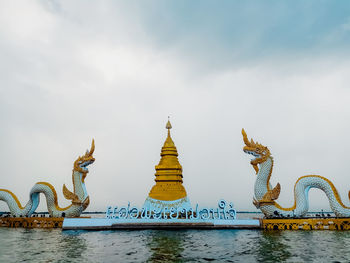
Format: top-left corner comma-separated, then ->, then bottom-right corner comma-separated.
0,0 -> 56,43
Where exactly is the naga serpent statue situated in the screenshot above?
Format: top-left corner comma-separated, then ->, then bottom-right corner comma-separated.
242,129 -> 350,218
0,140 -> 95,218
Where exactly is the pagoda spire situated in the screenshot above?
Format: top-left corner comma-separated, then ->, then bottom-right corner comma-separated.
146,119 -> 189,203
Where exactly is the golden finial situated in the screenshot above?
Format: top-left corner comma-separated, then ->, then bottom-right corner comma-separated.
166,117 -> 172,137
166,116 -> 172,130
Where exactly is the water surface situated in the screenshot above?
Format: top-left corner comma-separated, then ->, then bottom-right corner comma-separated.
1,227 -> 350,262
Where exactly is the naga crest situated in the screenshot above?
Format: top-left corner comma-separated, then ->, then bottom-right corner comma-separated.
73,139 -> 95,177
242,129 -> 271,174
63,139 -> 95,206
242,129 -> 281,207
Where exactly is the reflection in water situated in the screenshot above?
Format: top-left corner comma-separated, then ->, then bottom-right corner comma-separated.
256,231 -> 291,262
147,230 -> 185,262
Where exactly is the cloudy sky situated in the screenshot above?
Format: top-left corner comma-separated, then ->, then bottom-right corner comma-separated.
1,1 -> 350,212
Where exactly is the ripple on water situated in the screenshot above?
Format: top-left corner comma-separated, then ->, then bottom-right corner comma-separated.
1,228 -> 350,262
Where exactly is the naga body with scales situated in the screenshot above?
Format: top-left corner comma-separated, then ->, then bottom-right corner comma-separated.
242,129 -> 350,218
0,140 -> 95,218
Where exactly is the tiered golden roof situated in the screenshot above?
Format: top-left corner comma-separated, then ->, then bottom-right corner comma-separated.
148,120 -> 187,201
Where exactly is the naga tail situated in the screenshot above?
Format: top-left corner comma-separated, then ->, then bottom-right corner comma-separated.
0,189 -> 31,217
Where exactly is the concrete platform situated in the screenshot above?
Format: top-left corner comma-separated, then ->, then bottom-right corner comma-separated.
62,218 -> 261,230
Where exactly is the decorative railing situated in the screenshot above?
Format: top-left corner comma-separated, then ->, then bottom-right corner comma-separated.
0,217 -> 63,228
105,199 -> 236,220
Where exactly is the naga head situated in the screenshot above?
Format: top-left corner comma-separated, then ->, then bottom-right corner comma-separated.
73,139 -> 95,178
242,129 -> 271,174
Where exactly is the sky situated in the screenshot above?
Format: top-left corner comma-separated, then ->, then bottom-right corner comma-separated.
1,0 -> 350,212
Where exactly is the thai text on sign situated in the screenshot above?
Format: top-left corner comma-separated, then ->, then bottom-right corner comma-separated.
105,200 -> 236,220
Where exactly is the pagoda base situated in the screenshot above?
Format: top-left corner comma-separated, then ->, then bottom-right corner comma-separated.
143,196 -> 191,211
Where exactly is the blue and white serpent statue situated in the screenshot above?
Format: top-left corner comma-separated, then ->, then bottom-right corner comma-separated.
0,140 -> 95,218
242,129 -> 350,218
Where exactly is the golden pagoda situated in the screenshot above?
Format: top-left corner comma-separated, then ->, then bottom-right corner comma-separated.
143,120 -> 191,210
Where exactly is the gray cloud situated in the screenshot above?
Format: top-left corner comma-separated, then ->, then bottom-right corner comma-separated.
1,1 -> 350,213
